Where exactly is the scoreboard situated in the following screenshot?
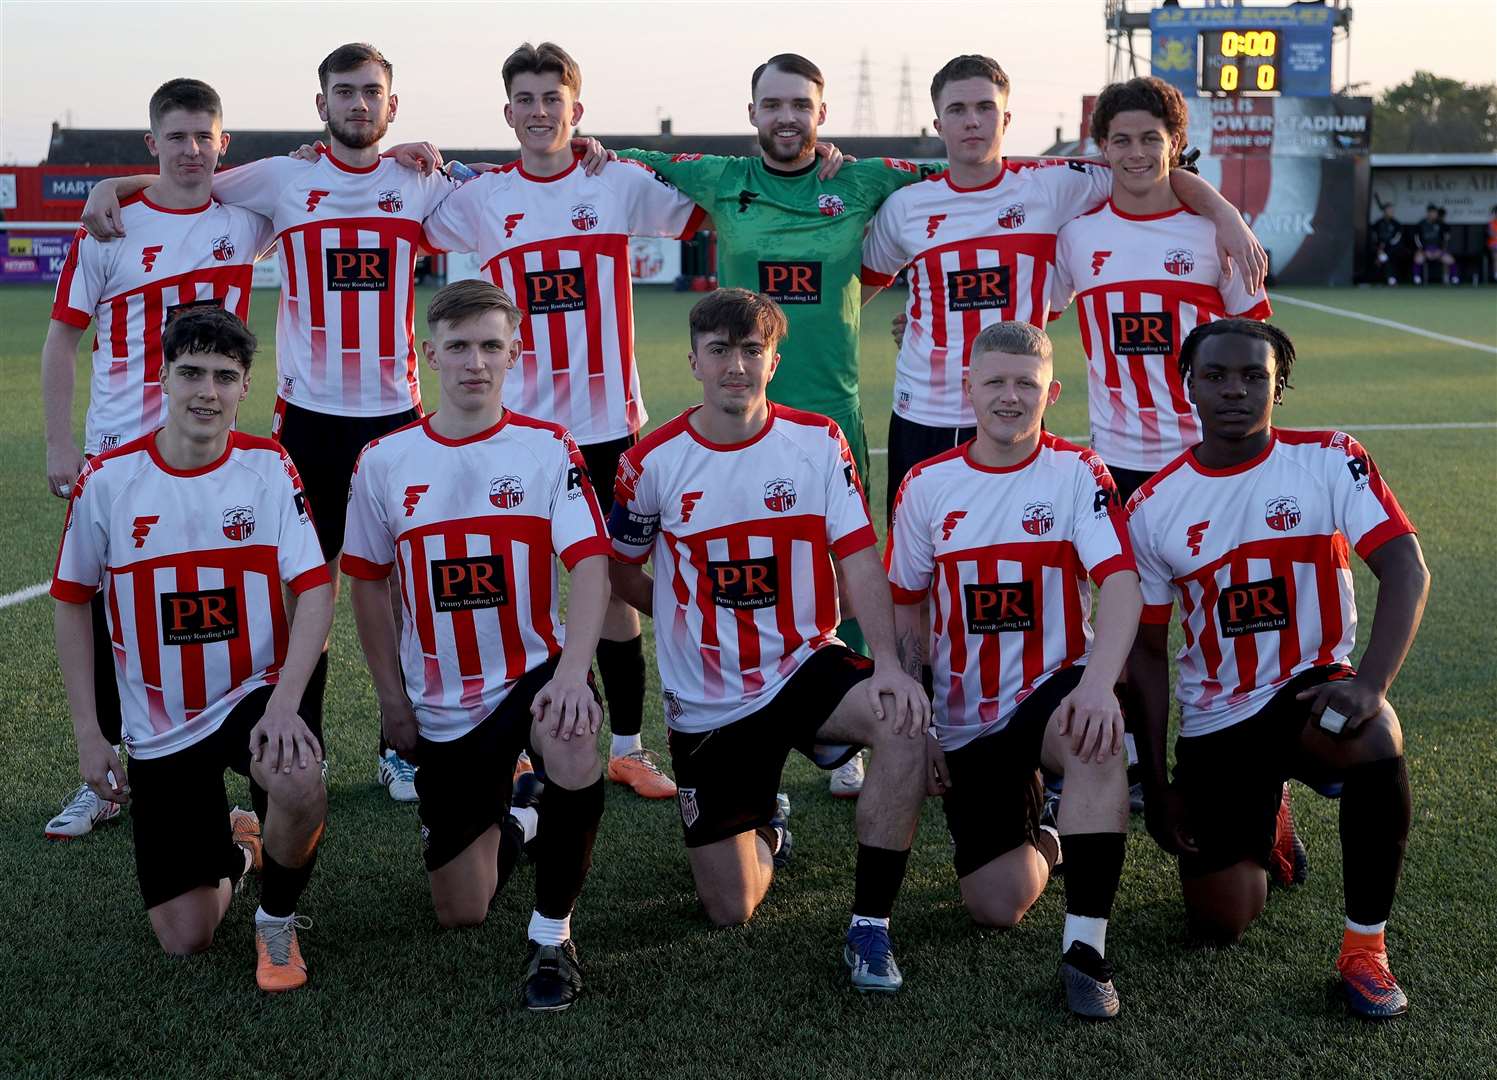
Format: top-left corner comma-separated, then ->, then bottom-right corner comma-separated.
1198,29 -> 1281,95
1150,4 -> 1334,98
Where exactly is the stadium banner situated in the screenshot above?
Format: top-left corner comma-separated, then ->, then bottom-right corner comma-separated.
1150,4 -> 1333,98
2,230 -> 76,284
1370,164 -> 1497,225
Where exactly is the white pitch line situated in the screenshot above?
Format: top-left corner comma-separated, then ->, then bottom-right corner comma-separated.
1272,294 -> 1497,355
0,582 -> 50,610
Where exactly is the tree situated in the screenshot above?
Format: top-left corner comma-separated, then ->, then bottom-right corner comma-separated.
1373,71 -> 1497,153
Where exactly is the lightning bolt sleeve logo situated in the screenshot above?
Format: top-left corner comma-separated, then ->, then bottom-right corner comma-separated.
1185,520 -> 1210,557
131,515 -> 160,548
402,484 -> 429,517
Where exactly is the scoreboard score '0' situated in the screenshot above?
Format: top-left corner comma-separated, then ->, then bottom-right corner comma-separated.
1198,29 -> 1280,95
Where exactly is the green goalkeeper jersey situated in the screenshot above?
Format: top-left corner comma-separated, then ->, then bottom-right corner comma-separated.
618,151 -> 937,417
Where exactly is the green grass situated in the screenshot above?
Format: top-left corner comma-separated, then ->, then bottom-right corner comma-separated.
2,283 -> 1495,1078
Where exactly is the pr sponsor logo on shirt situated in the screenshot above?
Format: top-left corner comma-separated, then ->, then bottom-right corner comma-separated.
945,266 -> 1009,311
489,476 -> 525,509
1111,311 -> 1174,355
1217,576 -> 1289,637
160,587 -> 240,645
758,261 -> 821,304
707,557 -> 779,609
523,267 -> 587,314
222,506 -> 256,541
963,581 -> 1036,633
325,248 -> 391,291
430,555 -> 509,611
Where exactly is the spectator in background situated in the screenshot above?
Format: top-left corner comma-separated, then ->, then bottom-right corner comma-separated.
1412,204 -> 1458,285
1369,205 -> 1404,286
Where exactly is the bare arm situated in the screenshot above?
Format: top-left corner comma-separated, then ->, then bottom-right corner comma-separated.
251,582 -> 332,772
350,574 -> 416,754
55,598 -> 127,802
1050,571 -> 1142,762
838,545 -> 930,735
41,320 -> 88,498
1168,169 -> 1268,293
80,175 -> 154,240
608,559 -> 654,617
534,556 -> 610,739
892,599 -> 925,680
1133,619 -> 1198,856
1297,534 -> 1430,728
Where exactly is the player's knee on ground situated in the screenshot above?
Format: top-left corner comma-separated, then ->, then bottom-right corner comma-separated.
960,844 -> 1049,928
701,889 -> 758,928
432,891 -> 491,930
1182,863 -> 1267,945
150,901 -> 221,956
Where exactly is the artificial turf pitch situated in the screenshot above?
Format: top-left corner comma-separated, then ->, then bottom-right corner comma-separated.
1,283 -> 1494,1078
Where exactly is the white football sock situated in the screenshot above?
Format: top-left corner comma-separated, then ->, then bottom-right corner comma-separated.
511,806 -> 539,844
1123,732 -> 1139,768
255,906 -> 293,927
849,915 -> 890,930
528,910 -> 571,946
1346,918 -> 1387,936
611,734 -> 643,758
1063,913 -> 1108,957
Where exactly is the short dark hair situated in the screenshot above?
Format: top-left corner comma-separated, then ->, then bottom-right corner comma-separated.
1090,77 -> 1189,165
751,54 -> 824,100
426,279 -> 522,332
1178,319 -> 1296,394
318,43 -> 393,91
163,307 -> 257,371
502,41 -> 582,97
929,55 -> 1010,110
148,79 -> 222,131
689,288 -> 789,350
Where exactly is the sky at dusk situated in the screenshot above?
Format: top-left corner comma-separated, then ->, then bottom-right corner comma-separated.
3,0 -> 1494,163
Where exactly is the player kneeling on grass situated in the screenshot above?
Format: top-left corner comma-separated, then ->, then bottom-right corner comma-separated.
342,280 -> 611,1012
1128,320 -> 1428,1020
51,307 -> 332,991
886,322 -> 1138,1019
608,288 -> 930,992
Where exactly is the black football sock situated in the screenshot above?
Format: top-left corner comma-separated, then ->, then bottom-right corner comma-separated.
91,592 -> 123,746
534,777 -> 605,920
1062,832 -> 1127,918
595,635 -> 645,740
851,843 -> 911,920
1339,756 -> 1411,927
495,815 -> 525,896
260,849 -> 318,918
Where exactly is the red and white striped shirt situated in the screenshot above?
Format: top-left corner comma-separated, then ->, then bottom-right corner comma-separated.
211,148 -> 455,417
50,432 -> 329,759
1127,430 -> 1415,736
422,157 -> 704,444
861,160 -> 1112,428
51,193 -> 271,455
1052,201 -> 1272,473
341,412 -> 611,742
609,405 -> 876,733
886,433 -> 1134,750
